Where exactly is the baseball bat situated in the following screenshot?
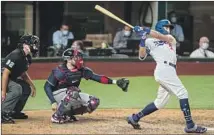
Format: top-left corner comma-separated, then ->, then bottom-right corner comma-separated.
95,5 -> 134,29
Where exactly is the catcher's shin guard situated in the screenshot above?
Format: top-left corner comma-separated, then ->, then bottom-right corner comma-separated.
87,96 -> 100,113
56,87 -> 83,116
70,95 -> 100,115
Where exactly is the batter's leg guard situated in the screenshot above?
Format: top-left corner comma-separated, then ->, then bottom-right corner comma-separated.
179,98 -> 195,128
132,102 -> 158,122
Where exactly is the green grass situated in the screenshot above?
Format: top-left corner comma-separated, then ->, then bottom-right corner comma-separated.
24,76 -> 214,110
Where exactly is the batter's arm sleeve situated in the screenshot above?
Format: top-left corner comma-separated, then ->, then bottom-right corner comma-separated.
138,35 -> 149,61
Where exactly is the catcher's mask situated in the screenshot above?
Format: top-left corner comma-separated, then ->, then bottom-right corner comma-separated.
18,34 -> 40,56
62,48 -> 84,69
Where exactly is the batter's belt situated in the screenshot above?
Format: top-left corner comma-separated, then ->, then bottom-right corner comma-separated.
164,61 -> 176,69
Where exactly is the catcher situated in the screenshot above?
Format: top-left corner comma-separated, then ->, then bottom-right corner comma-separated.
44,48 -> 129,123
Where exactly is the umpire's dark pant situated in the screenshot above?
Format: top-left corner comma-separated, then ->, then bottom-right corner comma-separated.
1,79 -> 31,113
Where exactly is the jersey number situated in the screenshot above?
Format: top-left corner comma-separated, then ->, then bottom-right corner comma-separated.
6,60 -> 15,68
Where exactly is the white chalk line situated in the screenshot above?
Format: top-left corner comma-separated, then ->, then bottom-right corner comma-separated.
207,127 -> 214,131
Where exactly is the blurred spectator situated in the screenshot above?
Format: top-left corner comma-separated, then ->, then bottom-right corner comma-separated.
190,36 -> 214,58
113,26 -> 137,49
197,14 -> 214,41
52,23 -> 74,53
71,40 -> 88,57
168,11 -> 184,45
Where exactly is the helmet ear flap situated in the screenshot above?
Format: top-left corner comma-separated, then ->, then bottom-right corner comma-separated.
155,19 -> 173,35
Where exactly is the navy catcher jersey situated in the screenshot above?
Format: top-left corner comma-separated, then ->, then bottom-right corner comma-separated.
47,64 -> 93,91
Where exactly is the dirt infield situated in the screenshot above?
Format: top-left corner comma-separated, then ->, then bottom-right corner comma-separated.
29,62 -> 214,80
2,109 -> 214,134
3,62 -> 213,134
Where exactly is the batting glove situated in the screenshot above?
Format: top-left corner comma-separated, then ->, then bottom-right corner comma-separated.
133,26 -> 142,33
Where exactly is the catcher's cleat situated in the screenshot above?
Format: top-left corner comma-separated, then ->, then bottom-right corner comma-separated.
69,115 -> 79,122
63,115 -> 79,122
51,114 -> 66,124
184,125 -> 207,133
127,114 -> 141,129
1,113 -> 15,124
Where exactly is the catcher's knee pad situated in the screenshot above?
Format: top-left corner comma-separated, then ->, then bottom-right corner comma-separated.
59,87 -> 83,114
69,95 -> 100,115
87,96 -> 100,113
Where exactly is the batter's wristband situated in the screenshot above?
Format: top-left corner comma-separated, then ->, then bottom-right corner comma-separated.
140,39 -> 146,47
143,27 -> 151,34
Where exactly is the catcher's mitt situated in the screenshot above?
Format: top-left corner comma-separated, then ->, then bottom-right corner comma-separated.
116,78 -> 129,92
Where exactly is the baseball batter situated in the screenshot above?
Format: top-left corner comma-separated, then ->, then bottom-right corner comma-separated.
44,48 -> 129,123
126,19 -> 207,133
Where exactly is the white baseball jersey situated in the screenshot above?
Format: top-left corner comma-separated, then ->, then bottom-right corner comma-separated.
143,35 -> 188,109
145,35 -> 177,65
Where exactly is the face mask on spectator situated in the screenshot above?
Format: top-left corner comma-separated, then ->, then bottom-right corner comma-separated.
171,17 -> 177,23
62,30 -> 68,35
124,31 -> 131,36
201,43 -> 209,50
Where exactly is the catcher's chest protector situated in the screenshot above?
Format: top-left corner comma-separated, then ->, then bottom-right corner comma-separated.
55,65 -> 83,89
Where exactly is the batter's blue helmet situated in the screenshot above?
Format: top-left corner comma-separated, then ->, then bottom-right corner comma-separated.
155,19 -> 174,35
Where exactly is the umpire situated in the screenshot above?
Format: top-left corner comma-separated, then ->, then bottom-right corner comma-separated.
1,34 -> 40,124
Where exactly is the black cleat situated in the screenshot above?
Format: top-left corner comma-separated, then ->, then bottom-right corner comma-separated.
1,113 -> 15,124
11,112 -> 28,119
185,125 -> 207,133
127,114 -> 141,129
70,115 -> 78,121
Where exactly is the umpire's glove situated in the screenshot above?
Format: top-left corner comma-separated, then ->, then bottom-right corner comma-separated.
116,78 -> 129,92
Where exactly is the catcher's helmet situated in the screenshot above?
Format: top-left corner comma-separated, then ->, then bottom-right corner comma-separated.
155,19 -> 174,35
18,34 -> 40,56
62,48 -> 84,69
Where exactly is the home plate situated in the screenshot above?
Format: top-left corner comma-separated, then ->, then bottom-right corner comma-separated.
207,127 -> 214,131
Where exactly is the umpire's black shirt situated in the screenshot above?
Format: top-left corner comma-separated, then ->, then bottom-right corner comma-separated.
2,48 -> 31,81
